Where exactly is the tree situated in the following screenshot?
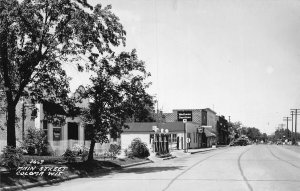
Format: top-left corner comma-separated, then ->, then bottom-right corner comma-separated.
82,49 -> 153,161
246,127 -> 262,141
228,121 -> 242,140
0,0 -> 126,147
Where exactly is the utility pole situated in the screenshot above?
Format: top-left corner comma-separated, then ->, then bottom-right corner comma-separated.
290,109 -> 300,144
228,116 -> 231,123
291,111 -> 294,142
283,117 -> 292,139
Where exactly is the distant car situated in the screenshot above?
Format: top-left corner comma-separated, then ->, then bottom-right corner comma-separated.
276,141 -> 283,145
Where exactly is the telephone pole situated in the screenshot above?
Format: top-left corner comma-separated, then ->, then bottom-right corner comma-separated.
283,117 -> 292,139
228,116 -> 231,123
290,109 -> 300,144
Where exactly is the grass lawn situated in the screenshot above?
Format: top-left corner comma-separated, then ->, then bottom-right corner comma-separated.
0,157 -> 149,189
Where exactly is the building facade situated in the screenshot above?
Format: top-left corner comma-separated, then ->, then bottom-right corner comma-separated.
121,122 -> 205,153
164,109 -> 217,148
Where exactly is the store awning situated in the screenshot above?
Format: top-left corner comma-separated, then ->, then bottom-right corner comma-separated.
204,128 -> 216,137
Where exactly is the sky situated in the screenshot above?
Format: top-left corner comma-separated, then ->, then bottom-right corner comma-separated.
66,0 -> 300,135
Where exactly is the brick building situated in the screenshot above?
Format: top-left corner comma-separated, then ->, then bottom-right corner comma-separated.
164,108 -> 217,147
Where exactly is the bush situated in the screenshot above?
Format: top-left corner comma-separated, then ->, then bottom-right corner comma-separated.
63,148 -> 76,163
0,146 -> 26,170
71,144 -> 89,161
128,138 -> 150,158
109,144 -> 121,159
21,127 -> 49,156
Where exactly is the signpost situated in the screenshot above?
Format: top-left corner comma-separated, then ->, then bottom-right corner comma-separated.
183,119 -> 187,152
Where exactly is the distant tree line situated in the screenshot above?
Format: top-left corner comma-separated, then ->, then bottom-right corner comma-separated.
228,121 -> 268,142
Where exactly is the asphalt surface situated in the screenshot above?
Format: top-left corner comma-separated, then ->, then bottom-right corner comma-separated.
27,145 -> 300,191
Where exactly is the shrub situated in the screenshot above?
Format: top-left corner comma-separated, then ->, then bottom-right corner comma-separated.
71,144 -> 89,156
0,146 -> 26,170
21,127 -> 49,156
63,148 -> 76,163
129,138 -> 150,158
109,144 -> 121,159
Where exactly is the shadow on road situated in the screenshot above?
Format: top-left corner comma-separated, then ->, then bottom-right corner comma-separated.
118,166 -> 184,174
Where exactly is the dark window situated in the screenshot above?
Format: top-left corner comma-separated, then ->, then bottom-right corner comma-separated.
43,120 -> 48,130
43,120 -> 48,138
68,122 -> 78,140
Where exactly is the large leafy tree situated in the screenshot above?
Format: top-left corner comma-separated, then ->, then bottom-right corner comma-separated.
82,49 -> 154,161
0,0 -> 126,147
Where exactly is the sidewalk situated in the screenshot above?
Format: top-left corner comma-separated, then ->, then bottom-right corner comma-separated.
148,146 -> 226,162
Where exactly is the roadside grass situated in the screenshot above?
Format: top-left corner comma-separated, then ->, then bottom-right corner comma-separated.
0,157 -> 148,189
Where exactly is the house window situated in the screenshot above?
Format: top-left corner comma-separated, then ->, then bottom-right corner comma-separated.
172,134 -> 177,142
68,122 -> 78,140
43,120 -> 48,138
43,120 -> 48,130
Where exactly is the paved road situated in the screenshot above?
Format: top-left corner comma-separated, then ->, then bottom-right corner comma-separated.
28,145 -> 300,191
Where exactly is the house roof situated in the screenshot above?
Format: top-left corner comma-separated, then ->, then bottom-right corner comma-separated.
123,122 -> 185,133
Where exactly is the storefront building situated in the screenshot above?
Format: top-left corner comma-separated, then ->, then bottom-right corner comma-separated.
164,108 -> 217,148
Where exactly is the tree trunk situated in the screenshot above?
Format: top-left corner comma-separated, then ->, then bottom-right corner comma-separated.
7,101 -> 16,148
87,139 -> 95,161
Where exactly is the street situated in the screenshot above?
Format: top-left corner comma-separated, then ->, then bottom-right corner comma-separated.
27,145 -> 300,191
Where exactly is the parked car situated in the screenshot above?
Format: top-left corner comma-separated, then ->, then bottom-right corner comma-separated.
232,139 -> 248,146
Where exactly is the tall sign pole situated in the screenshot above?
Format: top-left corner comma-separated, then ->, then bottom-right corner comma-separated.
183,119 -> 187,153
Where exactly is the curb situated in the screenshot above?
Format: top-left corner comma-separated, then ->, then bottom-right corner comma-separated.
1,160 -> 153,191
1,174 -> 80,191
189,148 -> 216,154
162,156 -> 177,160
120,160 -> 153,168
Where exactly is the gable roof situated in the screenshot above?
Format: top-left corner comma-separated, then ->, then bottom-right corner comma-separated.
123,122 -> 185,133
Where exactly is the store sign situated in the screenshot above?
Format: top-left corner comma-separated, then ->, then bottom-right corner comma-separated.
53,128 -> 61,141
177,111 -> 192,121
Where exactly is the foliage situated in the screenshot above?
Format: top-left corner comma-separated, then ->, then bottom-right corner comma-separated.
0,146 -> 26,170
63,148 -> 76,163
0,0 -> 126,147
71,144 -> 89,155
128,138 -> 150,158
71,144 -> 89,161
108,144 -> 121,159
245,127 -> 262,141
228,121 -> 242,140
21,127 -> 49,155
82,49 -> 154,161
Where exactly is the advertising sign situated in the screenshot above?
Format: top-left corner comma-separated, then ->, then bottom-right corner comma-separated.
177,110 -> 192,121
53,128 -> 61,141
